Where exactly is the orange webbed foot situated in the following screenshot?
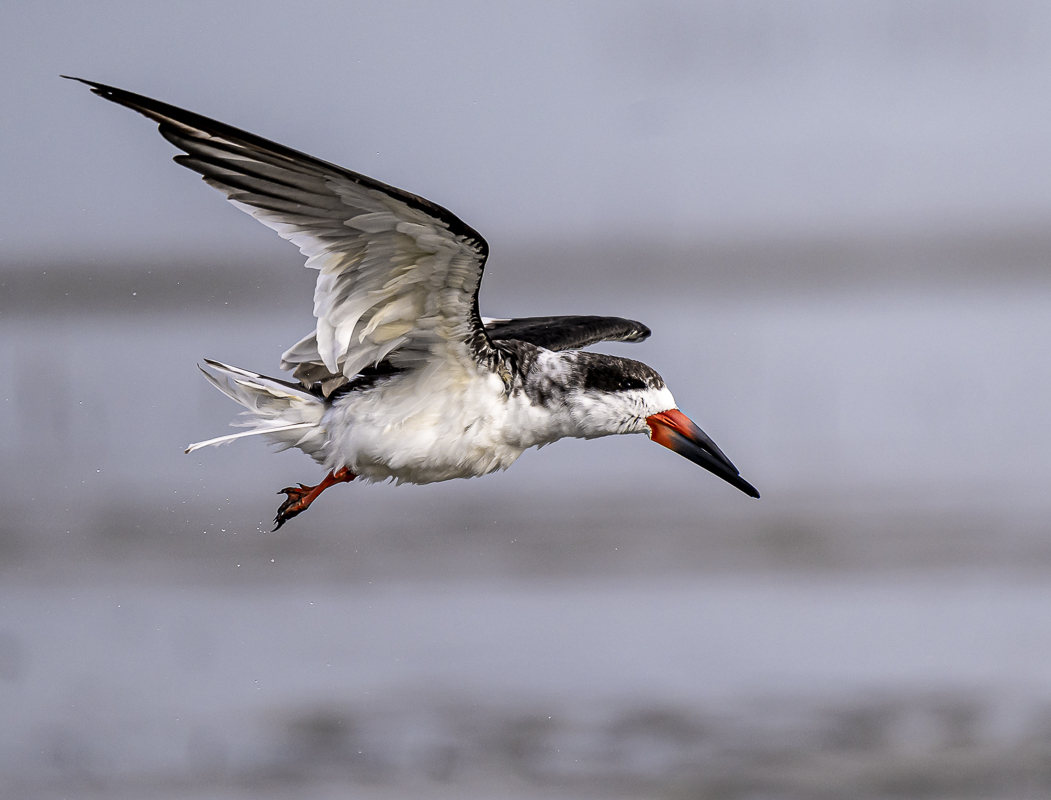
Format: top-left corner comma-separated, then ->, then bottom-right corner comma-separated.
273,468 -> 355,530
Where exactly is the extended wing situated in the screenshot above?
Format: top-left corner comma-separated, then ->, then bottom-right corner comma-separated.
485,315 -> 650,351
69,77 -> 497,380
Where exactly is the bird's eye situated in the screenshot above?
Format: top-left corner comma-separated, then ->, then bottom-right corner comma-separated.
619,377 -> 646,391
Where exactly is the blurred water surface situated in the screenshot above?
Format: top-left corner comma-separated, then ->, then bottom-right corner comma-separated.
3,255 -> 1051,798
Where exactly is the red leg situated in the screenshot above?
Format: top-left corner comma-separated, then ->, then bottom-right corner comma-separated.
274,467 -> 355,530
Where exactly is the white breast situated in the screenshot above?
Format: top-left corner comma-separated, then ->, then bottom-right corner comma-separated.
320,367 -> 554,484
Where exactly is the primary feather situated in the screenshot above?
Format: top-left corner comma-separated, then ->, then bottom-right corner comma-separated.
69,77 -> 500,384
485,315 -> 651,351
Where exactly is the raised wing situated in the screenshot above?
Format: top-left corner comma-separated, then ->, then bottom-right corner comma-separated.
484,315 -> 650,351
69,77 -> 497,380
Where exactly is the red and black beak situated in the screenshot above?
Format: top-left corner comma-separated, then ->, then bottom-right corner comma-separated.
646,409 -> 759,498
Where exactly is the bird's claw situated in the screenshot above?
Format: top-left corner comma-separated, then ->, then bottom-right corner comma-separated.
274,484 -> 313,530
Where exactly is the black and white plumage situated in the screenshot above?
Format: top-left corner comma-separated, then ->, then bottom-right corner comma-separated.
70,77 -> 759,528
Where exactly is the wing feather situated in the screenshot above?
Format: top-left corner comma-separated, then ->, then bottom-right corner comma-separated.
70,77 -> 497,381
485,315 -> 651,351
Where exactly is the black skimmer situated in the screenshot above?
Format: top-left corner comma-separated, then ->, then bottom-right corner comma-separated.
69,77 -> 759,528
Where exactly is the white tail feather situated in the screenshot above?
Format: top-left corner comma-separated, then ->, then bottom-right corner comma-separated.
190,360 -> 328,462
185,422 -> 316,454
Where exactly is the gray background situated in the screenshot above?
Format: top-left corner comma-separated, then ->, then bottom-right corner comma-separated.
4,2 -> 1051,798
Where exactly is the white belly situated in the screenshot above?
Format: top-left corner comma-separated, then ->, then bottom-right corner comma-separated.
320,369 -> 548,484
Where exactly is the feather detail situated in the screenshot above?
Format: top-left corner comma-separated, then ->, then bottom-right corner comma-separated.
185,422 -> 316,454
64,77 -> 503,384
485,315 -> 651,351
190,360 -> 328,462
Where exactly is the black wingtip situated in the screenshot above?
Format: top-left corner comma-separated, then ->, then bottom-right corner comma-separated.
63,76 -> 135,108
63,76 -> 141,106
62,75 -> 104,91
62,75 -> 491,254
629,323 -> 652,343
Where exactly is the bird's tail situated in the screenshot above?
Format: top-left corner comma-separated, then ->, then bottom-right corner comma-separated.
186,359 -> 327,459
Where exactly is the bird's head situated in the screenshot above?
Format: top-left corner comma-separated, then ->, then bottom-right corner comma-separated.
560,352 -> 759,498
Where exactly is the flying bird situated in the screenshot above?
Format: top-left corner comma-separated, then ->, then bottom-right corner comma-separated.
69,77 -> 759,528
